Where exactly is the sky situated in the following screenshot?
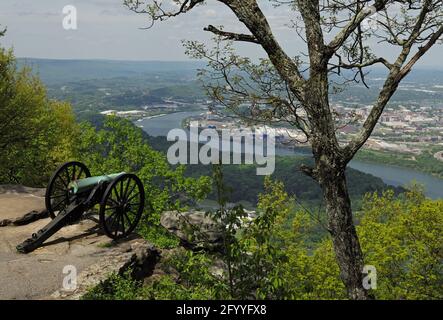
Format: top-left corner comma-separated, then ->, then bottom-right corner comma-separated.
0,0 -> 442,66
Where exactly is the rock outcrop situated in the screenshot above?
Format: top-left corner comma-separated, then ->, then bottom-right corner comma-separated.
0,185 -> 256,300
160,209 -> 257,251
50,240 -> 160,300
160,210 -> 224,250
0,184 -> 160,300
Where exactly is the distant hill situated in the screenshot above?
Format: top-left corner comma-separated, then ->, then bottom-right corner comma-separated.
18,58 -> 443,87
17,58 -> 205,86
15,56 -> 443,123
17,58 -> 443,107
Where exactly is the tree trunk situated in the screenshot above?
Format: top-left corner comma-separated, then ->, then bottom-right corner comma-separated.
303,63 -> 369,299
320,167 -> 369,300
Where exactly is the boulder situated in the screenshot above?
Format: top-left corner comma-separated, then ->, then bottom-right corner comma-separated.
160,210 -> 224,250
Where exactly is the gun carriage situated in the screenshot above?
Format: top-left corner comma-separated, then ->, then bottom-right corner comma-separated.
17,161 -> 145,253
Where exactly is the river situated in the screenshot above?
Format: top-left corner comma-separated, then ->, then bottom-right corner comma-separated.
138,111 -> 443,199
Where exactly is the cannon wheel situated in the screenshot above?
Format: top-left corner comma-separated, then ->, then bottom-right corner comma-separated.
45,161 -> 91,219
99,173 -> 145,240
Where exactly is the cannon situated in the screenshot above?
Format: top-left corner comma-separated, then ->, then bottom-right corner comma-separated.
16,161 -> 145,253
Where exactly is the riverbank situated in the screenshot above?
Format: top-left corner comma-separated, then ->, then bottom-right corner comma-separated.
355,148 -> 443,180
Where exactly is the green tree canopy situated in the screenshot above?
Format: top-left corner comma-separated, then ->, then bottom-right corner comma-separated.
0,47 -> 78,186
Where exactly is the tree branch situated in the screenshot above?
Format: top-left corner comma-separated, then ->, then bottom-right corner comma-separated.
124,0 -> 204,28
329,56 -> 393,72
203,25 -> 259,43
344,24 -> 443,162
326,0 -> 389,56
219,0 -> 306,100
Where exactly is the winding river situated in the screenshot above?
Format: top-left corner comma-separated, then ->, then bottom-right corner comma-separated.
139,111 -> 443,199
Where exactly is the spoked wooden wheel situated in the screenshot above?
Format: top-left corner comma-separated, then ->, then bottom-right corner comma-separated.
99,173 -> 145,240
45,161 -> 91,219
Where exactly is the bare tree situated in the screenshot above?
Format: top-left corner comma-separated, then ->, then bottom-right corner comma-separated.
124,0 -> 443,299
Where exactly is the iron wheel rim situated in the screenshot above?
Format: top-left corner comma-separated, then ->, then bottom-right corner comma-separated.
99,173 -> 145,240
45,161 -> 91,219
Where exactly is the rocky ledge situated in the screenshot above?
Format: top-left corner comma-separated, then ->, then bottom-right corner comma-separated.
0,184 -> 160,300
161,210 -> 224,251
50,240 -> 160,300
0,185 -> 254,300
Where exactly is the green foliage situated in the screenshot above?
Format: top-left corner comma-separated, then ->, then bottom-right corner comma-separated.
210,165 -> 248,298
143,275 -> 208,300
76,116 -> 211,247
0,48 -> 78,186
84,251 -> 230,300
153,171 -> 315,300
296,187 -> 443,300
144,250 -> 230,300
229,177 -> 345,300
357,188 -> 443,299
235,177 -> 297,299
82,270 -> 146,300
